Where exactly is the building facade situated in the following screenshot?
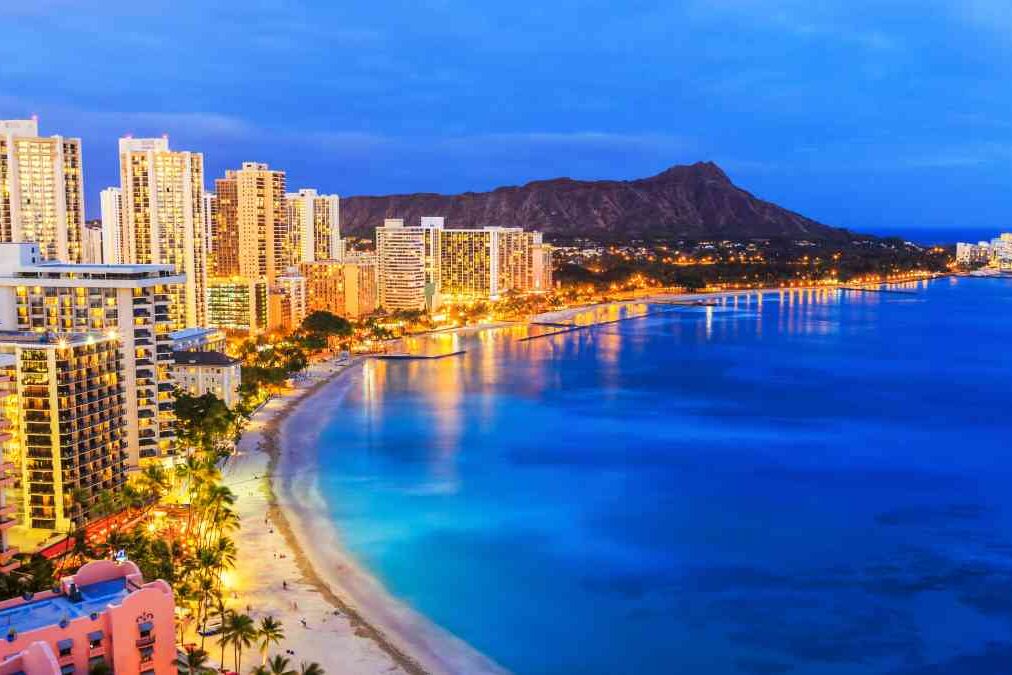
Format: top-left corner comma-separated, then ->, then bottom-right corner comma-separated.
0,243 -> 184,465
82,220 -> 103,264
377,217 -> 550,309
207,277 -> 268,334
0,332 -> 126,532
285,189 -> 342,263
118,137 -> 207,329
171,350 -> 241,408
0,560 -> 176,675
99,187 -> 122,265
0,119 -> 84,262
270,272 -> 307,333
375,218 -> 441,312
211,163 -> 288,286
169,327 -> 226,353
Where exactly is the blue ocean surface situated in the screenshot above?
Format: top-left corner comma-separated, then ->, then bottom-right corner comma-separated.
314,278 -> 1012,675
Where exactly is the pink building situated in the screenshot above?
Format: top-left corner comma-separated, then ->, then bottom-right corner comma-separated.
0,559 -> 176,675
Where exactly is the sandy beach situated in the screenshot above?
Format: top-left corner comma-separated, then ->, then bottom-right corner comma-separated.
219,357 -> 418,674
220,354 -> 506,675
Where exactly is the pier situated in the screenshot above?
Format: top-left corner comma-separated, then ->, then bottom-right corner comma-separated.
839,286 -> 918,295
375,350 -> 467,360
519,307 -> 686,342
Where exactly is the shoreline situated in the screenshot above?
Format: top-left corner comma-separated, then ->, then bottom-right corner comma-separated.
230,279 -> 942,674
259,362 -> 434,675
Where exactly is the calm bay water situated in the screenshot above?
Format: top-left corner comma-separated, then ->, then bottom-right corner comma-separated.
315,278 -> 1012,675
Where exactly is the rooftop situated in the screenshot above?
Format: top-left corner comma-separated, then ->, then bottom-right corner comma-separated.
0,577 -> 128,634
172,350 -> 238,367
0,331 -> 113,347
169,326 -> 223,341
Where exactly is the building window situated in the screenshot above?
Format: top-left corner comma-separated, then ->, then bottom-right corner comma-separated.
57,639 -> 73,657
139,646 -> 154,662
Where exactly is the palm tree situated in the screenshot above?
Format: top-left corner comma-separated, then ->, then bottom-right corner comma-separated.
184,648 -> 210,675
265,655 -> 297,675
299,663 -> 324,675
256,616 -> 284,665
224,612 -> 257,673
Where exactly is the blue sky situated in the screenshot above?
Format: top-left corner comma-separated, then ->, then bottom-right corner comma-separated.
1,0 -> 1009,233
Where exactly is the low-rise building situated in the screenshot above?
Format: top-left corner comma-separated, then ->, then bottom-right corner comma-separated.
169,326 -> 226,353
207,277 -> 268,334
0,559 -> 176,675
171,350 -> 241,408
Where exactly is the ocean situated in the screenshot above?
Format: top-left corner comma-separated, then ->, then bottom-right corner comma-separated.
310,278 -> 1012,674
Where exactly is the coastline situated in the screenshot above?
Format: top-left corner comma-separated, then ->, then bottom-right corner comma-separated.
223,280 -> 935,675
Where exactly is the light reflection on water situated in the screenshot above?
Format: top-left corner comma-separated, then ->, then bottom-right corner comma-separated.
316,280 -> 1012,675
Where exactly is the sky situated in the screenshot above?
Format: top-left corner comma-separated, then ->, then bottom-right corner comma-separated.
1,0 -> 1010,234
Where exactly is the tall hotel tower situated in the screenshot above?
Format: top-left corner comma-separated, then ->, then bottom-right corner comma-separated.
285,189 -> 342,263
118,136 -> 207,328
211,162 -> 287,284
375,217 -> 442,312
0,119 -> 84,262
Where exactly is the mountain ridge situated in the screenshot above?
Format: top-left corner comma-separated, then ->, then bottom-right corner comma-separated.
340,161 -> 853,242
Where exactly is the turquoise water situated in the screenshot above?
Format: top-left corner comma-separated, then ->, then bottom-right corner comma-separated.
315,278 -> 1012,674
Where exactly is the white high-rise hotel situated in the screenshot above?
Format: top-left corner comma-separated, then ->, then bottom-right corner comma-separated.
0,119 -> 85,262
100,186 -> 123,264
376,217 -> 552,312
118,136 -> 207,329
285,189 -> 342,263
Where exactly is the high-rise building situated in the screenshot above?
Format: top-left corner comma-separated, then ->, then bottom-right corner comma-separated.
0,243 -> 185,466
376,217 -> 550,308
375,218 -> 441,312
99,187 -> 122,265
118,136 -> 207,329
0,331 -> 126,532
212,163 -> 288,285
0,119 -> 84,262
285,189 -> 341,263
82,219 -> 103,264
342,253 -> 377,318
207,277 -> 268,334
210,174 -> 238,277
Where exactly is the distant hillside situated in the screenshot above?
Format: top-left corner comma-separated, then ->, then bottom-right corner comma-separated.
340,161 -> 852,242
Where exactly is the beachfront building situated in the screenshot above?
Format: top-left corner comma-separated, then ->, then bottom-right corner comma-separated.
169,326 -> 226,353
0,119 -> 84,262
0,332 -> 126,533
117,136 -> 207,329
285,189 -> 342,263
0,242 -> 185,466
376,216 -> 552,310
99,187 -> 122,265
171,350 -> 241,408
375,218 -> 441,312
207,277 -> 268,334
0,559 -> 176,675
956,233 -> 1012,271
